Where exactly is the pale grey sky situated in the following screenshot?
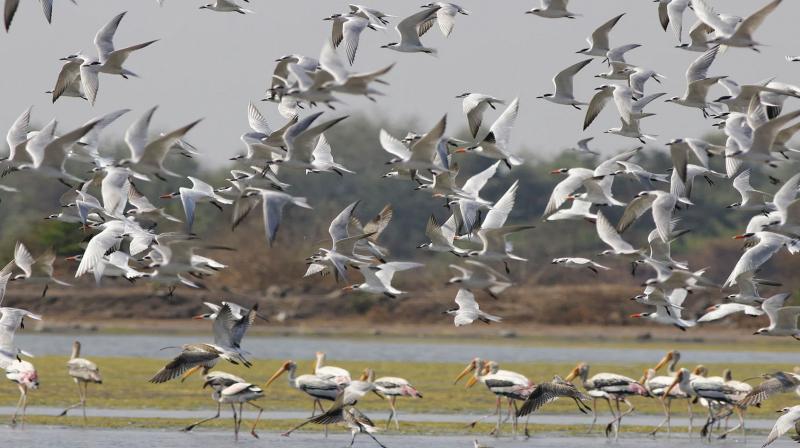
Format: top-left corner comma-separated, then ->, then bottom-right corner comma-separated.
1,0 -> 799,166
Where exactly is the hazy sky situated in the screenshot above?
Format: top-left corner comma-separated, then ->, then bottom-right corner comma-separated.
2,0 -> 799,166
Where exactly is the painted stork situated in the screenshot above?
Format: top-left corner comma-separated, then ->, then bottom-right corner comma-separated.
564,362 -> 648,439
5,359 -> 38,427
371,372 -> 423,429
455,358 -> 533,437
315,351 -> 352,386
59,340 -> 102,422
265,360 -> 342,415
182,371 -> 246,432
282,368 -> 381,445
665,367 -> 750,441
640,350 -> 693,436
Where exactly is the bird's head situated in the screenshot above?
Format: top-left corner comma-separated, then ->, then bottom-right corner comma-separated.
323,13 -> 342,21
159,191 -> 179,199
264,360 -> 295,388
448,273 -> 465,285
526,8 -> 541,14
705,304 -> 721,313
416,242 -> 431,249
733,232 -> 755,240
753,328 -> 769,336
59,51 -> 83,62
380,43 -> 399,49
455,92 -> 472,99
665,96 -> 680,103
454,358 -> 479,384
629,312 -> 650,319
550,168 -> 569,175
536,93 -> 553,99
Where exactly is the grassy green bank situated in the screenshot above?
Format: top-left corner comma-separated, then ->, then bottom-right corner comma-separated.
0,357 -> 795,419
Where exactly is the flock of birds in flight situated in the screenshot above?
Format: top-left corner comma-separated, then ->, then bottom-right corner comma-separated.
2,0 -> 800,445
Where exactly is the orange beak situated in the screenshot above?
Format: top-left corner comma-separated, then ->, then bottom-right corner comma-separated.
732,234 -> 747,239
564,366 -> 580,382
454,362 -> 475,384
64,255 -> 80,262
550,169 -> 562,174
341,285 -> 354,293
264,363 -> 289,388
630,313 -> 643,318
465,375 -> 479,388
159,194 -> 173,199
638,368 -> 649,385
454,148 -> 467,154
192,315 -> 206,320
663,373 -> 681,399
653,352 -> 673,372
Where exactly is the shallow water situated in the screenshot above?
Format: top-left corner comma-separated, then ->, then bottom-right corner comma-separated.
0,426 -> 792,448
15,333 -> 800,364
0,406 -> 780,430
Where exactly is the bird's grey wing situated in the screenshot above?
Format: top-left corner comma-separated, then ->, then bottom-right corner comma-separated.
583,88 -> 613,130
104,40 -> 158,70
739,378 -> 783,406
342,16 -> 368,65
248,102 -> 272,135
4,0 -> 20,31
462,161 -> 500,197
212,303 -> 237,347
686,44 -> 719,83
735,0 -> 782,41
94,11 -> 125,60
51,61 -> 81,103
482,181 -> 518,230
591,13 -> 625,51
361,204 -> 392,240
329,201 -> 360,245
79,64 -> 100,106
379,129 -> 411,160
148,350 -> 218,383
231,194 -> 261,231
463,95 -> 490,138
617,194 -> 655,233
596,211 -> 634,252
263,194 -> 288,245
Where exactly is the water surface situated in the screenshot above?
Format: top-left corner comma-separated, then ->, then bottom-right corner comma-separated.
15,333 -> 800,364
